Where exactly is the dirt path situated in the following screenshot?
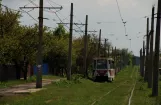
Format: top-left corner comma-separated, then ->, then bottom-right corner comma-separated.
0,79 -> 61,96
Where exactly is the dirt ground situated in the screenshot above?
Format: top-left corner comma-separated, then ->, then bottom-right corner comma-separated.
0,79 -> 61,96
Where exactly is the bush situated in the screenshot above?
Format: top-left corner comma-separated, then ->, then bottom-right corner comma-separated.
52,74 -> 83,87
72,74 -> 83,84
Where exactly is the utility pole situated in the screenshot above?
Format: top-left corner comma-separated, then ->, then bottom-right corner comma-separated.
104,39 -> 107,57
114,47 -> 117,68
152,0 -> 161,96
67,3 -> 73,80
142,41 -> 145,77
149,6 -> 155,88
144,18 -> 149,82
140,48 -> 143,76
36,0 -> 44,88
98,29 -> 101,57
83,15 -> 88,78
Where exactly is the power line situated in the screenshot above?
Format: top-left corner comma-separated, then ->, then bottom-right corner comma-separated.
115,0 -> 127,36
46,0 -> 80,33
44,0 -> 71,33
46,0 -> 84,35
20,8 -> 38,22
25,0 -> 37,7
97,13 -> 157,24
115,0 -> 124,22
0,3 -> 22,12
28,0 -> 61,13
48,0 -> 62,7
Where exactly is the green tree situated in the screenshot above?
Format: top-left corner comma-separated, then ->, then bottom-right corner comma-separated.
53,24 -> 67,38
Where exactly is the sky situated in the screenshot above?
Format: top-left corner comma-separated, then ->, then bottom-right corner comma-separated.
2,0 -> 159,56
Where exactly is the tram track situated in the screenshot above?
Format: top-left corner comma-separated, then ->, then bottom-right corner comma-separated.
90,67 -> 137,105
90,80 -> 128,105
128,67 -> 138,105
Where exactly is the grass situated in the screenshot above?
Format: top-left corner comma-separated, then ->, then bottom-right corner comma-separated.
0,67 -> 160,105
0,66 -> 137,105
0,75 -> 61,89
0,80 -> 28,89
131,76 -> 161,105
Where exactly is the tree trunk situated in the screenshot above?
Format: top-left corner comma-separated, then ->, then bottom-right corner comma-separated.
23,56 -> 28,80
14,60 -> 20,80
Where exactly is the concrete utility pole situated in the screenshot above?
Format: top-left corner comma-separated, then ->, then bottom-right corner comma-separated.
142,41 -> 145,77
36,0 -> 44,88
114,47 -> 117,68
144,18 -> 149,82
98,29 -> 101,57
149,6 -> 155,88
67,3 -> 73,80
140,48 -> 143,76
104,39 -> 107,57
152,0 -> 161,96
83,15 -> 88,78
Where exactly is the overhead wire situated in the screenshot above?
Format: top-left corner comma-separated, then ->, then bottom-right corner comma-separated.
48,0 -> 62,7
46,0 -> 84,35
115,0 -> 127,36
27,0 -> 82,35
115,0 -> 124,22
28,0 -> 85,35
97,13 -> 156,24
0,4 -> 22,12
20,8 -> 38,22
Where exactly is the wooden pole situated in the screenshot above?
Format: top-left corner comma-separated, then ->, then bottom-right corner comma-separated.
148,6 -> 155,88
140,48 -> 143,76
142,41 -> 145,77
144,18 -> 149,82
83,15 -> 88,78
152,0 -> 161,96
98,29 -> 101,57
67,3 -> 73,80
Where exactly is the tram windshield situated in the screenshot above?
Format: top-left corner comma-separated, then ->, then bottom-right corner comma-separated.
96,59 -> 107,69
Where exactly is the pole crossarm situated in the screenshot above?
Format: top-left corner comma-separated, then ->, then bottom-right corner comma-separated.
19,6 -> 63,10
